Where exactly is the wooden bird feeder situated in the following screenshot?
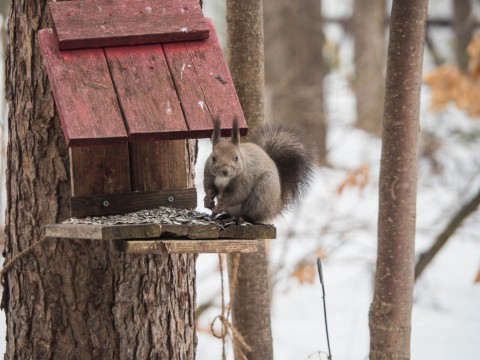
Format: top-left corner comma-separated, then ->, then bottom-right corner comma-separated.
39,0 -> 275,253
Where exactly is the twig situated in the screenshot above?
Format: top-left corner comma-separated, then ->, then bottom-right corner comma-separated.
415,186 -> 480,280
316,258 -> 332,360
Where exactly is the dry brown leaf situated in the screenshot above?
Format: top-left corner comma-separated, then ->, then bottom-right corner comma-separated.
475,268 -> 480,284
425,34 -> 480,118
292,261 -> 316,284
315,248 -> 327,260
424,65 -> 463,111
467,33 -> 480,78
337,163 -> 370,195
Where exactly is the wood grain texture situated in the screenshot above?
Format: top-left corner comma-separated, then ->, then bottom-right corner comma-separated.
105,44 -> 188,141
46,223 -> 162,240
219,223 -> 276,239
129,140 -> 191,191
69,145 -> 131,197
45,221 -> 275,240
163,19 -> 248,138
163,41 -> 213,138
70,188 -> 197,217
115,239 -> 259,254
38,29 -> 128,146
160,223 -> 276,239
49,0 -> 209,50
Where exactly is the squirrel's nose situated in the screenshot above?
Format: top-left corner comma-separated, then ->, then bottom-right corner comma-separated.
222,169 -> 229,176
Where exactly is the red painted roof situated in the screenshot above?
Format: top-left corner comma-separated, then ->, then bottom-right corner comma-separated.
49,0 -> 209,50
39,0 -> 247,147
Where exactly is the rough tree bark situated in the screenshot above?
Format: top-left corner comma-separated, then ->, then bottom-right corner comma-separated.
353,0 -> 386,136
369,0 -> 429,359
3,1 -> 196,359
264,0 -> 327,164
226,0 -> 274,359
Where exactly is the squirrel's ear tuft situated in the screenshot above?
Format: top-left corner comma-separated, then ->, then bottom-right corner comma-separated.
212,118 -> 221,146
232,117 -> 240,145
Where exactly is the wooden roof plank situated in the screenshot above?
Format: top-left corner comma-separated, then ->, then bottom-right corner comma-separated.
183,19 -> 248,137
49,0 -> 209,50
38,29 -> 128,146
163,42 -> 214,138
105,44 -> 189,141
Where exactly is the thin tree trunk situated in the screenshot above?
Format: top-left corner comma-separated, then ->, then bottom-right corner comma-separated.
227,0 -> 265,137
264,0 -> 327,164
415,187 -> 480,280
3,1 -> 196,359
226,1 -> 274,359
353,0 -> 386,136
369,0 -> 428,359
453,0 -> 475,71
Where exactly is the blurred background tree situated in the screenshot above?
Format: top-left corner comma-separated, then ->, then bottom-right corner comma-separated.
264,0 -> 327,164
352,0 -> 386,136
453,0 -> 476,71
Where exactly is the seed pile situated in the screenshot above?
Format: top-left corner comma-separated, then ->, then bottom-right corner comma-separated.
63,206 -> 241,228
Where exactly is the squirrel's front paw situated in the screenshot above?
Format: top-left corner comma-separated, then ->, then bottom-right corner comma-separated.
204,195 -> 215,210
212,202 -> 227,217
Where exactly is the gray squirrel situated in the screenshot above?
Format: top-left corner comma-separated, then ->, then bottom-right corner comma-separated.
203,118 -> 314,223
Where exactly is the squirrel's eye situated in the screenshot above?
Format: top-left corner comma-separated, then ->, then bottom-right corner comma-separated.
234,156 -> 239,162
212,156 -> 216,162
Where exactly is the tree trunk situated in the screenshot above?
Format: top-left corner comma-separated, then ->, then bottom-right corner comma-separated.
226,1 -> 274,359
453,0 -> 475,71
368,0 -> 428,359
264,0 -> 327,164
3,1 -> 196,359
353,0 -> 387,136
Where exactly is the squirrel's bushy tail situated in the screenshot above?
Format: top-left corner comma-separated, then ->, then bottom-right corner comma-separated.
251,124 -> 315,208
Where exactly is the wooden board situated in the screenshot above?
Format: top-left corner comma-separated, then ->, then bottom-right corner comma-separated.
163,41 -> 214,138
114,239 -> 260,254
45,221 -> 276,240
105,44 -> 188,141
129,140 -> 190,191
49,0 -> 209,50
38,29 -> 128,146
70,145 -> 131,197
164,19 -> 248,138
160,224 -> 277,240
70,188 -> 197,218
46,223 -> 162,240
